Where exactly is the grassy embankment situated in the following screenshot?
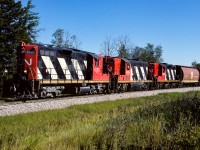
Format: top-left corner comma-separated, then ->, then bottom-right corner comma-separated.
0,91 -> 200,149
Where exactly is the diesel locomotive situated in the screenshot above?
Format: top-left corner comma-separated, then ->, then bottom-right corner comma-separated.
9,42 -> 200,99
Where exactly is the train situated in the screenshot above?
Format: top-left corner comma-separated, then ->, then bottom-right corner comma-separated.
7,42 -> 200,99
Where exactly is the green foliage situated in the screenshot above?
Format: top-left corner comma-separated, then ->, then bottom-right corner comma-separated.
97,92 -> 200,149
100,35 -> 131,58
0,0 -> 39,72
118,44 -> 129,58
131,43 -> 164,63
192,61 -> 200,68
116,35 -> 131,59
51,28 -> 65,47
24,0 -> 40,42
100,36 -> 164,62
51,28 -> 81,48
0,0 -> 39,97
0,92 -> 200,149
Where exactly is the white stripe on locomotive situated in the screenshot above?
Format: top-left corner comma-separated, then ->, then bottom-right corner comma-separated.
170,69 -> 175,80
130,67 -> 133,80
83,60 -> 87,68
57,58 -> 72,79
146,67 -> 148,74
140,66 -> 147,80
170,69 -> 174,80
146,67 -> 148,79
167,69 -> 171,80
37,67 -> 43,79
171,69 -> 175,80
41,56 -> 58,79
71,59 -> 84,80
134,66 -> 141,80
173,70 -> 176,80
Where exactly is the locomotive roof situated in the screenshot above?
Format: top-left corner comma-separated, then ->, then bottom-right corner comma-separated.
112,57 -> 130,64
161,63 -> 175,68
38,44 -> 89,54
128,59 -> 148,64
37,44 -> 99,59
121,58 -> 131,64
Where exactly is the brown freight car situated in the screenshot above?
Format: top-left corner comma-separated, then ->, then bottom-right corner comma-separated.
176,65 -> 200,84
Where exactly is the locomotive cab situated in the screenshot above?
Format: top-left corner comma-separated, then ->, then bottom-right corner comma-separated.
86,54 -> 109,80
17,42 -> 39,79
103,57 -> 131,92
148,63 -> 166,81
15,42 -> 39,99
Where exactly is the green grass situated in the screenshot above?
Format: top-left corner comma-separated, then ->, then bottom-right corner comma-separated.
0,91 -> 200,149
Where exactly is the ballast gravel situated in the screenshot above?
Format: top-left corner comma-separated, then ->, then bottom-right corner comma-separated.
0,87 -> 200,116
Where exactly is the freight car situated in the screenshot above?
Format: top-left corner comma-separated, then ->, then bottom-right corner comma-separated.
176,65 -> 200,86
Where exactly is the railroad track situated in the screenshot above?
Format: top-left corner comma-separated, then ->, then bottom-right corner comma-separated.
0,86 -> 200,117
0,93 -> 103,106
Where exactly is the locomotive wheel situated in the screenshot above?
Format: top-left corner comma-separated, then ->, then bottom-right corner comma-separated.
89,88 -> 97,95
107,89 -> 111,94
143,84 -> 149,91
52,92 -> 57,97
39,91 -> 47,98
28,93 -> 33,99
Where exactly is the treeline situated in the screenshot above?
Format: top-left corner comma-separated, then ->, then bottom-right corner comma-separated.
99,35 -> 163,62
50,30 -> 164,62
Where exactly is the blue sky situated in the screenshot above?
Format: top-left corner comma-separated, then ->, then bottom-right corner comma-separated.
21,0 -> 200,66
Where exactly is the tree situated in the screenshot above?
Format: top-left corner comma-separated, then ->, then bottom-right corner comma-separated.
100,35 -> 132,57
100,37 -> 116,56
131,43 -> 164,63
100,36 -> 164,62
115,35 -> 131,59
118,44 -> 128,58
51,29 -> 64,47
131,46 -> 144,59
0,0 -> 39,66
153,45 -> 163,63
23,0 -> 40,42
0,0 -> 39,98
191,61 -> 200,68
51,28 -> 81,48
69,35 -> 81,49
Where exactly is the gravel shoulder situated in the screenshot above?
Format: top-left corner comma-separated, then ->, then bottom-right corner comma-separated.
0,87 -> 200,116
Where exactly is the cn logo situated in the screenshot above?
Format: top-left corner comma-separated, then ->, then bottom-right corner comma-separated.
24,58 -> 32,66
